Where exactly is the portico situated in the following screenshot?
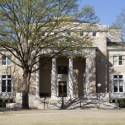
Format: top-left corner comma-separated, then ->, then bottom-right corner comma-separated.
36,48 -> 96,99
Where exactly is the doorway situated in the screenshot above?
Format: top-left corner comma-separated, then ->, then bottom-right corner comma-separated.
59,81 -> 67,97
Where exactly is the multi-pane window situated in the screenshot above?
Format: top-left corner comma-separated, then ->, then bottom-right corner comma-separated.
2,56 -> 11,66
58,66 -> 67,74
92,32 -> 96,36
67,31 -> 71,35
2,75 -> 12,92
80,32 -> 83,36
113,56 -> 122,65
113,75 -> 123,92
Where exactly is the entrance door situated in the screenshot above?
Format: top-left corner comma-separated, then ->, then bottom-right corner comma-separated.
59,81 -> 67,97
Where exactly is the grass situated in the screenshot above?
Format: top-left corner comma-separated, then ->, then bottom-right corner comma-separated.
0,109 -> 125,125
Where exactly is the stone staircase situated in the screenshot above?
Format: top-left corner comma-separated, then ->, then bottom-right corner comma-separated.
28,95 -> 119,109
6,93 -> 119,109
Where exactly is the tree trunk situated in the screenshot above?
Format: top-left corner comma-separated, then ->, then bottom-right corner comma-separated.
22,70 -> 31,109
22,91 -> 29,109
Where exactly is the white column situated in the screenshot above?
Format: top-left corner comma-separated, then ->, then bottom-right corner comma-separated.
36,57 -> 40,97
51,58 -> 57,98
85,57 -> 90,97
68,57 -> 73,98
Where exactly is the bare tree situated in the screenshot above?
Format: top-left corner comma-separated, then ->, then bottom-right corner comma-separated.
112,7 -> 125,42
0,0 -> 99,109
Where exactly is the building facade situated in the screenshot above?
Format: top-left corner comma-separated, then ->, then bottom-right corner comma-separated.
0,23 -> 124,109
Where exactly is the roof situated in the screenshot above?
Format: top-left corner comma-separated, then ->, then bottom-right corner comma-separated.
107,42 -> 125,47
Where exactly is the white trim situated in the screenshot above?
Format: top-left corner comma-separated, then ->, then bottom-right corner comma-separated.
109,51 -> 125,55
113,65 -> 123,66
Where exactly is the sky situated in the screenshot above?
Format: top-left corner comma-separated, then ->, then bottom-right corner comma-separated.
78,0 -> 125,26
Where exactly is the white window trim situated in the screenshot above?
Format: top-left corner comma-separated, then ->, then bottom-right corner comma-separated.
0,74 -> 13,93
113,74 -> 124,93
113,56 -> 123,66
112,73 -> 125,98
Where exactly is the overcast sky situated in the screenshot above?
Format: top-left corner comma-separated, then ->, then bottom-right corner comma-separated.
78,0 -> 125,26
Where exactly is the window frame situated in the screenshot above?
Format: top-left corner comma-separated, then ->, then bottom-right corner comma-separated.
113,56 -> 123,66
80,31 -> 83,36
58,81 -> 67,97
1,75 -> 13,93
67,31 -> 71,35
58,66 -> 68,74
2,56 -> 11,66
92,32 -> 96,36
113,75 -> 124,93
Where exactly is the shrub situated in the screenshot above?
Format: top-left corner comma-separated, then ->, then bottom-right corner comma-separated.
0,100 -> 6,108
117,99 -> 125,108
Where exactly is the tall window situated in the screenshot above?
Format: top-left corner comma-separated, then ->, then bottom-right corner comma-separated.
2,75 -> 12,92
58,66 -> 67,74
113,56 -> 122,65
113,75 -> 123,92
2,56 -> 11,66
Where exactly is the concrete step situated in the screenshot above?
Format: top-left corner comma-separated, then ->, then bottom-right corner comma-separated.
28,97 -> 119,110
7,95 -> 119,109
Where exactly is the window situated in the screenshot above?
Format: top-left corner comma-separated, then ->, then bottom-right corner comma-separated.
1,75 -> 12,92
41,32 -> 45,36
67,31 -> 71,35
54,31 -> 58,35
113,56 -> 122,65
58,66 -> 67,74
80,32 -> 83,36
92,32 -> 96,36
113,75 -> 123,92
2,56 -> 11,66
